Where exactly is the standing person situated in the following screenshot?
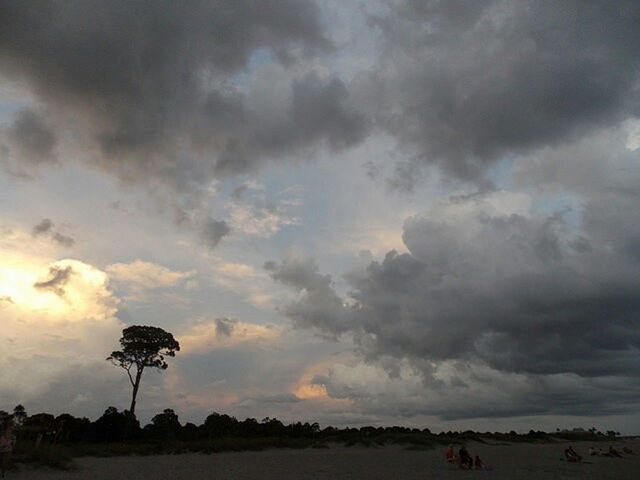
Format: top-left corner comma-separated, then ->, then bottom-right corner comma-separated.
459,446 -> 473,469
0,421 -> 15,478
0,422 -> 14,478
445,444 -> 458,464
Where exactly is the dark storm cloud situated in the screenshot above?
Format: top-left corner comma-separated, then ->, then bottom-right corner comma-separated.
0,0 -> 370,189
313,361 -> 640,420
203,72 -> 368,176
270,198 -> 640,377
34,265 -> 74,296
201,218 -> 231,249
0,0 -> 637,188
0,108 -> 57,177
362,0 -> 640,179
5,109 -> 57,162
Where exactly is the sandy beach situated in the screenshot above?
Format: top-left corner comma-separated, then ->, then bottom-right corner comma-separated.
9,440 -> 640,480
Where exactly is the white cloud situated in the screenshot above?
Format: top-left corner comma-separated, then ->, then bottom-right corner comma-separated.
178,318 -> 280,354
226,180 -> 302,238
106,259 -> 194,289
212,260 -> 287,310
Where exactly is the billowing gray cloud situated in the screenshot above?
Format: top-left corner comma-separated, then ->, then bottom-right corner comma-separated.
361,0 -> 640,179
268,183 -> 640,417
271,196 -> 640,376
2,0 -> 638,189
265,254 -> 351,338
34,265 -> 74,296
0,0 -> 368,189
312,359 -> 640,421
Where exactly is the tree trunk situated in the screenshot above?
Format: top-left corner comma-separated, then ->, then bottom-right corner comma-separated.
129,367 -> 143,416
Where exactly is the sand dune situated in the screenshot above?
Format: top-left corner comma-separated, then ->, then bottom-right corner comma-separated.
11,440 -> 640,479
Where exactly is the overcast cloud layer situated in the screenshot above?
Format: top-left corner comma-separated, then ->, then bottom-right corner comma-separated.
1,0 -> 640,431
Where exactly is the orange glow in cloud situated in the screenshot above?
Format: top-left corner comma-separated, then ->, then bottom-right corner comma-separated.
291,357 -> 352,407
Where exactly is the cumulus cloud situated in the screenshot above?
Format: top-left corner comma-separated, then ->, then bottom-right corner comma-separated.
0,249 -> 124,410
361,0 -> 640,179
269,186 -> 640,418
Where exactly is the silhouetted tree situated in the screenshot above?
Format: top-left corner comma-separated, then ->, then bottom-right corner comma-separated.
148,408 -> 181,439
107,325 -> 180,415
13,405 -> 27,426
204,412 -> 239,437
92,406 -> 139,442
55,413 -> 91,442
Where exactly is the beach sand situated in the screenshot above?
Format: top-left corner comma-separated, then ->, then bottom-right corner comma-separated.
11,439 -> 640,479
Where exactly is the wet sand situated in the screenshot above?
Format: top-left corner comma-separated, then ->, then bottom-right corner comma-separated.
11,439 -> 640,480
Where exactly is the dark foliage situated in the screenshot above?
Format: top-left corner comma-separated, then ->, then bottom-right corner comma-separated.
3,404 -> 625,470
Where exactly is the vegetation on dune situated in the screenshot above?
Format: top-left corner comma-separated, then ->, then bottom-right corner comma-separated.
0,404 -> 624,471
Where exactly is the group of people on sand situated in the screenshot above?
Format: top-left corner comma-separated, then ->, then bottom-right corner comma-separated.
588,445 -> 632,458
445,444 -> 488,470
0,421 -> 16,478
565,444 -> 634,463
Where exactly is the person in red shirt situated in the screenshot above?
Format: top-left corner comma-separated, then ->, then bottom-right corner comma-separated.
445,444 -> 458,465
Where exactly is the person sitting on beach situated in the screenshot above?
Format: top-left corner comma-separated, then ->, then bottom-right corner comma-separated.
474,455 -> 487,470
459,446 -> 473,469
0,421 -> 16,479
608,446 -> 623,458
445,445 -> 458,464
564,446 -> 582,463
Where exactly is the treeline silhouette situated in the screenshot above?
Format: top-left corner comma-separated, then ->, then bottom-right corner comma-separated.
2,404 -> 621,447
1,404 -> 623,470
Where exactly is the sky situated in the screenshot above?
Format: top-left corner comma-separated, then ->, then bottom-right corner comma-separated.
1,0 -> 640,434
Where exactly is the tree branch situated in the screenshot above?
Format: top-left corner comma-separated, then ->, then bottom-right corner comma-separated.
124,364 -> 135,388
